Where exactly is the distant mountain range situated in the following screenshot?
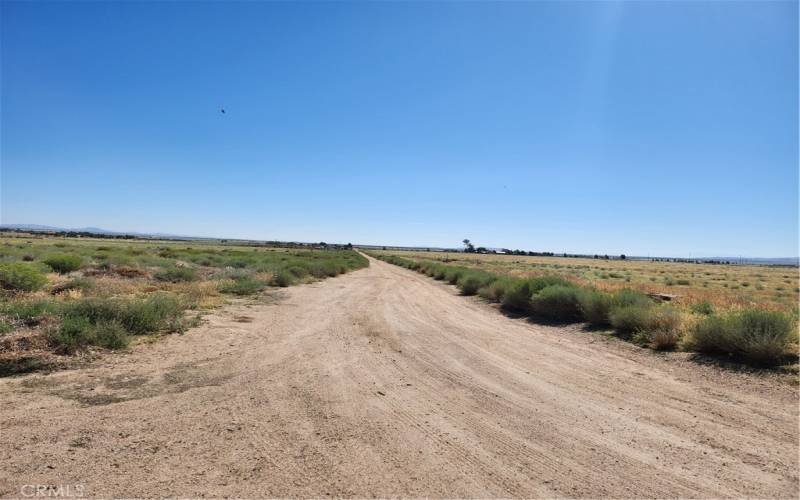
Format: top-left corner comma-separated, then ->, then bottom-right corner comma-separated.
0,223 -> 194,240
2,223 -> 797,266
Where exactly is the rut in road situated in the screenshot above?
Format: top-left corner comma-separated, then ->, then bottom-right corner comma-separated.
1,254 -> 797,498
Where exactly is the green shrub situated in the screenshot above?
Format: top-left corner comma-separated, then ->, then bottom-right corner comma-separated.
43,254 -> 82,274
286,265 -> 309,279
528,276 -> 574,294
62,293 -> 184,336
501,281 -> 532,312
431,266 -> 446,280
306,261 -> 341,278
609,304 -> 652,334
634,328 -> 682,351
1,299 -> 61,324
226,258 -> 251,269
688,315 -> 730,352
154,267 -> 198,282
49,316 -> 94,353
478,278 -> 513,302
271,270 -> 294,287
457,271 -> 495,296
445,267 -> 466,285
0,320 -> 13,334
211,269 -> 252,281
123,293 -> 184,334
687,309 -> 795,365
0,263 -> 47,292
579,290 -> 613,327
54,277 -> 95,293
530,285 -> 586,322
92,320 -> 129,349
48,318 -> 129,353
218,277 -> 266,295
691,301 -> 714,315
629,307 -> 682,349
613,289 -> 652,308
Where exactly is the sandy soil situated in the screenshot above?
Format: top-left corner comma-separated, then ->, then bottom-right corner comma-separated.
1,255 -> 797,498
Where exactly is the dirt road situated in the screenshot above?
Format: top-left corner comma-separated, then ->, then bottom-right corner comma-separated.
1,255 -> 797,498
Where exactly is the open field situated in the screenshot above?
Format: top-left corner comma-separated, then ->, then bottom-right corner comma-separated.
0,234 -> 367,375
0,254 -> 796,498
373,250 -> 800,314
372,250 -> 799,368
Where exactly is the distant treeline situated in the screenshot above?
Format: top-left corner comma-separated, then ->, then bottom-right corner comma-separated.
0,228 -> 354,251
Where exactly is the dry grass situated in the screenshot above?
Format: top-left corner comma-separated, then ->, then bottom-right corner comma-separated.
376,250 -> 799,316
0,234 -> 368,373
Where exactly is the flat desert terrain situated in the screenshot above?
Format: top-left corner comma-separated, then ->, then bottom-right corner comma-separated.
1,254 -> 797,498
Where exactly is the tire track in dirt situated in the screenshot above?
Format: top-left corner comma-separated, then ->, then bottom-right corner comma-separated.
0,254 -> 796,498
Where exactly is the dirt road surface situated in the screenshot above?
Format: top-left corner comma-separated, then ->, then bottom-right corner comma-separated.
1,255 -> 797,498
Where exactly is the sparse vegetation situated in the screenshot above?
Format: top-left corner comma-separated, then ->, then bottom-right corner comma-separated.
0,234 -> 368,374
44,254 -> 83,273
530,285 -> 585,322
0,263 -> 48,292
374,252 -> 798,367
154,266 -> 198,282
686,309 -> 795,365
271,270 -> 294,287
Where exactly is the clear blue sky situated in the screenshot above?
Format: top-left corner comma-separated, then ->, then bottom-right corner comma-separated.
1,1 -> 797,257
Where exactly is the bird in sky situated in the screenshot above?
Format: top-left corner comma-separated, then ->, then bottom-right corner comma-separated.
220,108 -> 225,114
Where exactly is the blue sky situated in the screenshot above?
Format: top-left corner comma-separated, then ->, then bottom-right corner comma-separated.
1,1 -> 797,257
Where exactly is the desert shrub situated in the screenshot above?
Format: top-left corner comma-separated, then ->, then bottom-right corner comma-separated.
579,290 -> 614,327
212,269 -> 252,281
445,267 -> 466,285
307,261 -> 341,278
49,317 -> 129,353
457,271 -> 495,296
677,279 -> 691,286
528,276 -> 574,294
627,307 -> 682,348
62,293 -> 184,336
91,320 -> 129,349
0,263 -> 48,292
612,289 -> 652,308
271,270 -> 294,287
0,320 -> 12,334
687,314 -> 729,350
691,301 -> 714,315
286,265 -> 309,279
645,306 -> 682,332
218,277 -> 266,295
44,254 -> 82,274
50,277 -> 94,295
49,317 -> 94,353
501,280 -> 532,312
226,258 -> 251,269
477,278 -> 511,302
154,267 -> 197,282
687,309 -> 795,365
1,299 -> 61,324
430,265 -> 446,280
635,328 -> 682,351
530,285 -> 586,322
609,304 -> 652,334
124,293 -> 184,334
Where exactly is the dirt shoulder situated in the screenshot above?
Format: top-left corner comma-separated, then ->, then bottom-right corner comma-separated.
1,255 -> 797,498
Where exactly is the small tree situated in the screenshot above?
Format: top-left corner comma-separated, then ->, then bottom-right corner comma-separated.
462,239 -> 475,253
